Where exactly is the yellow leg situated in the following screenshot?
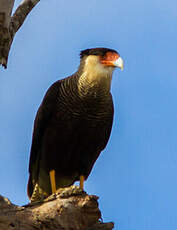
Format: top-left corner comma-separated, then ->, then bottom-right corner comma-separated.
80,175 -> 85,190
49,169 -> 56,194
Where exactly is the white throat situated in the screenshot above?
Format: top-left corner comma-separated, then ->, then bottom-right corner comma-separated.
78,55 -> 114,95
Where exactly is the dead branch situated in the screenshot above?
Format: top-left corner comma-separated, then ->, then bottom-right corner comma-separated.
0,0 -> 40,68
0,186 -> 114,230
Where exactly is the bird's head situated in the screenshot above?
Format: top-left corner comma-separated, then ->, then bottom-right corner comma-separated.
78,48 -> 124,93
80,48 -> 124,74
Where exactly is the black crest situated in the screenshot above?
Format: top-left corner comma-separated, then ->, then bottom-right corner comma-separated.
80,47 -> 118,58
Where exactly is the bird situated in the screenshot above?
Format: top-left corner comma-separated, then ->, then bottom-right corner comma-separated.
27,47 -> 124,202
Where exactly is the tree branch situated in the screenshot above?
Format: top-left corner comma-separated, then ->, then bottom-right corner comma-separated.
0,186 -> 114,230
0,0 -> 15,27
0,0 -> 14,67
10,0 -> 40,34
0,0 -> 40,68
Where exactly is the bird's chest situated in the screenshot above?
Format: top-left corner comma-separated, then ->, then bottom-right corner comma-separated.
56,93 -> 111,122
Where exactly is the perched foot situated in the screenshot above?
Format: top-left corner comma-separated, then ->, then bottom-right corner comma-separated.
57,185 -> 86,198
80,175 -> 85,190
50,169 -> 56,194
44,193 -> 57,202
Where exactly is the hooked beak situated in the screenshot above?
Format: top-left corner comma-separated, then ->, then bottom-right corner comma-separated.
113,57 -> 124,70
101,55 -> 124,70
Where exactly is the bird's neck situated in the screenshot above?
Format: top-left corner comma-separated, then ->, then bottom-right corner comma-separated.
77,59 -> 113,97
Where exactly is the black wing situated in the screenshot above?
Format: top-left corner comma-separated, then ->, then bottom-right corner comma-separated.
28,81 -> 61,174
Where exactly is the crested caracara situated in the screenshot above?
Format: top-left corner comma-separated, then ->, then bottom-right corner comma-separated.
27,47 -> 124,202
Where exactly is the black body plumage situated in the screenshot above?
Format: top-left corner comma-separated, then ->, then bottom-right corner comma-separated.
28,48 -> 116,201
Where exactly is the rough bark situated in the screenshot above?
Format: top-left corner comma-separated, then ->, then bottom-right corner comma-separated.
0,0 -> 40,68
0,186 -> 114,230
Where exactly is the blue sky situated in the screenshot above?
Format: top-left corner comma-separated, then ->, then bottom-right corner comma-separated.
0,0 -> 177,229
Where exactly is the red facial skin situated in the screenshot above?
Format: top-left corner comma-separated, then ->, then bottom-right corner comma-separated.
100,52 -> 120,67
